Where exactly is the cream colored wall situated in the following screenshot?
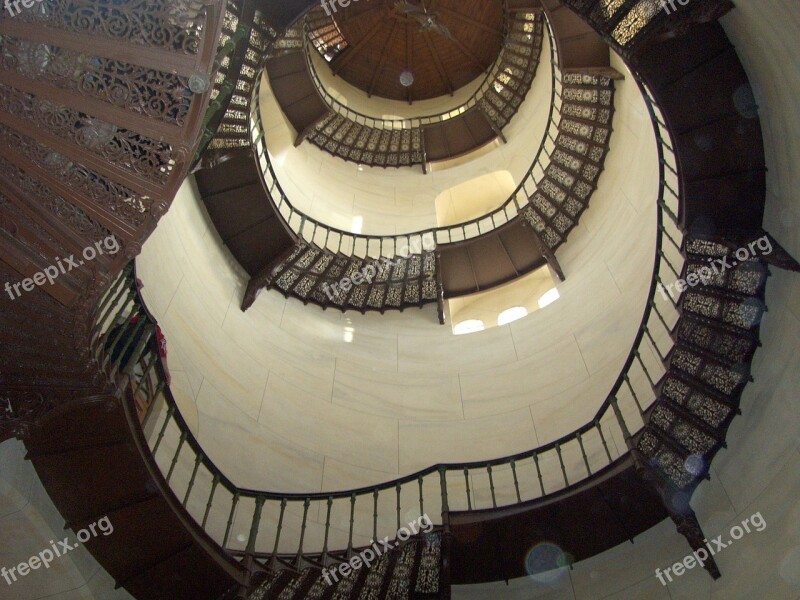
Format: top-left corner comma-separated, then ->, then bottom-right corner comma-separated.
434,170 -> 517,228
261,33 -> 555,237
0,439 -> 132,600
453,2 -> 800,597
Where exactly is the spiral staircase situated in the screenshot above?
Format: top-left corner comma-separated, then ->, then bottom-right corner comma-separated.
2,1 -> 800,599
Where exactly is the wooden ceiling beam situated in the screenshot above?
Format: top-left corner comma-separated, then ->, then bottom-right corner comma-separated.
423,31 -> 454,95
332,18 -> 387,74
406,21 -> 414,104
447,35 -> 492,72
368,20 -> 399,97
436,6 -> 503,37
338,4 -> 382,26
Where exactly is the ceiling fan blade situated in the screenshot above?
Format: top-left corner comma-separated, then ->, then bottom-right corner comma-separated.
394,1 -> 425,15
430,20 -> 454,41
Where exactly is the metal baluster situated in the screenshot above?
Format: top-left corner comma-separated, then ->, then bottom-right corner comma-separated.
596,421 -> 613,463
246,496 -> 266,559
270,499 -> 287,570
651,299 -> 672,334
659,248 -> 681,280
487,465 -> 497,509
202,474 -> 220,528
533,453 -> 544,496
141,380 -> 167,427
92,268 -> 128,337
183,453 -> 203,506
656,276 -> 680,308
296,498 -> 311,566
556,444 -> 568,486
577,433 -> 591,476
610,396 -> 634,450
510,460 -> 521,503
347,494 -> 356,556
664,180 -> 680,201
101,302 -> 137,370
660,221 -> 682,251
396,484 -> 402,531
439,467 -> 449,517
373,490 -> 379,541
92,275 -> 131,346
166,431 -> 186,483
322,497 -> 333,564
644,325 -> 664,361
624,373 -> 645,417
109,316 -> 149,377
418,475 -> 424,517
132,351 -> 159,398
152,404 -> 174,455
463,468 -> 472,510
222,492 -> 240,548
636,350 -> 656,388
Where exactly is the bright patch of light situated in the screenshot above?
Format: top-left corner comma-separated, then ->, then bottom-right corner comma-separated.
343,326 -> 355,343
454,320 -> 485,335
498,306 -> 528,326
538,288 -> 560,309
270,148 -> 289,168
351,216 -> 363,234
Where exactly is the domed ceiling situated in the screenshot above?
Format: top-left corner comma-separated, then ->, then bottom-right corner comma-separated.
327,0 -> 504,102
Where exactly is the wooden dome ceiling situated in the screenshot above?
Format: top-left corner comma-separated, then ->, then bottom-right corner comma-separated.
328,0 -> 504,102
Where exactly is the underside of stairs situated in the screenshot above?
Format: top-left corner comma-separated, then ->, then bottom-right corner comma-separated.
244,240 -> 443,317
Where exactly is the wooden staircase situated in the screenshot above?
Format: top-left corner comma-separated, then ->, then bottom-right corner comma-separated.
242,240 -> 443,317
265,35 -> 331,149
244,532 -> 448,600
520,72 -> 615,250
438,217 -> 557,298
196,151 -> 294,277
264,8 -> 545,170
205,9 -> 280,156
0,262 -> 247,599
305,5 -> 350,62
4,1 -> 800,598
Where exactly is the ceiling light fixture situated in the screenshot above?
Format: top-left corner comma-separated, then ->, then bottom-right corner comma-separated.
400,70 -> 415,87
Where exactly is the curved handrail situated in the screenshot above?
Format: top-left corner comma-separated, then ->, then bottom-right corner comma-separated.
301,2 -> 518,131
253,13 -> 562,258
107,63 -> 685,564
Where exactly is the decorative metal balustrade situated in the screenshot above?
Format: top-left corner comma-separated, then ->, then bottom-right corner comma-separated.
254,17 -> 616,281
201,7 -> 279,159
95,72 -> 684,571
302,4 -> 533,127
296,7 -> 543,169
0,0 -> 227,308
253,16 -> 563,262
1,0 -> 785,595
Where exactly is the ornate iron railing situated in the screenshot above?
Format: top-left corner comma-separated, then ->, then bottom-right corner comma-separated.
253,15 -> 563,259
0,0 -> 227,300
96,71 -> 684,565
